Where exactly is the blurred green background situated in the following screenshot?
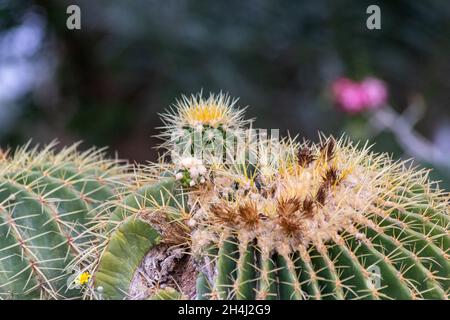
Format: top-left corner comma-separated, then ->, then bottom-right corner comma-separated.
0,0 -> 449,188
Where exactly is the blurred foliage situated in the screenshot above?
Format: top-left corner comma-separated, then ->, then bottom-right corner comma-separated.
0,0 -> 449,187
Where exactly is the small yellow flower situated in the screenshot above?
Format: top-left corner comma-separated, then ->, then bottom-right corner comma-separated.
76,272 -> 91,285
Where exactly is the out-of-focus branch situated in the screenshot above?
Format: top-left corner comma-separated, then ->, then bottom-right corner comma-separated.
330,76 -> 449,172
368,105 -> 450,170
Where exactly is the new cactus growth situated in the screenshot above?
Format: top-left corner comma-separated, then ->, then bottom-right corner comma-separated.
92,93 -> 449,300
0,142 -> 129,299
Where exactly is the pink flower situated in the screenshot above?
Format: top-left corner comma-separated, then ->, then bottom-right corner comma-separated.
360,77 -> 388,109
331,76 -> 388,113
331,78 -> 366,113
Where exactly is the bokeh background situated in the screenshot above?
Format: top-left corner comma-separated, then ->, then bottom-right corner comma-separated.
1,0 -> 449,188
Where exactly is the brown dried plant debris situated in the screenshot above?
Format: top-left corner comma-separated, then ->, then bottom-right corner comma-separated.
238,200 -> 259,227
277,197 -> 301,216
301,197 -> 315,217
129,245 -> 197,299
141,210 -> 188,246
298,146 -> 316,167
210,203 -> 237,225
320,137 -> 336,161
323,166 -> 340,187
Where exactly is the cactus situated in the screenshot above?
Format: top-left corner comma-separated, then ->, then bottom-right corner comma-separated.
90,92 -> 449,300
0,142 -> 129,299
186,137 -> 450,300
0,93 -> 443,300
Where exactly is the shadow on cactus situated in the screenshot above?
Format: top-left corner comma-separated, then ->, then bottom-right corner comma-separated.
90,93 -> 449,300
0,142 -> 130,299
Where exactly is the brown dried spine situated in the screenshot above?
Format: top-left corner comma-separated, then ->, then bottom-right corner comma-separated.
323,167 -> 340,187
238,201 -> 259,227
315,186 -> 327,206
298,147 -> 316,167
302,197 -> 315,217
210,203 -> 237,224
277,197 -> 301,216
320,138 -> 336,161
277,197 -> 303,235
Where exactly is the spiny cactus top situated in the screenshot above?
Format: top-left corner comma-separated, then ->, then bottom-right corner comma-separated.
0,142 -> 129,299
186,138 -> 449,299
157,92 -> 248,154
92,93 -> 449,300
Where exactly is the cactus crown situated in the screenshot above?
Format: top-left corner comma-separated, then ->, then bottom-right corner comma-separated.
189,136 -> 445,254
157,92 -> 249,155
160,92 -> 247,130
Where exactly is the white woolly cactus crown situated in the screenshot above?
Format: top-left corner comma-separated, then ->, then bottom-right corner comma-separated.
91,92 -> 449,300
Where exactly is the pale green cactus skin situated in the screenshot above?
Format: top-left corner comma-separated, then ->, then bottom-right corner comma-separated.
0,144 -> 127,299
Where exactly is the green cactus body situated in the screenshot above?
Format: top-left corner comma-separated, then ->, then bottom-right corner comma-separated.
149,287 -> 185,300
92,93 -> 449,300
0,143 -> 127,299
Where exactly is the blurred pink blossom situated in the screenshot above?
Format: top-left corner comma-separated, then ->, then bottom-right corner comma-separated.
360,77 -> 388,109
332,78 -> 366,113
331,76 -> 388,113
